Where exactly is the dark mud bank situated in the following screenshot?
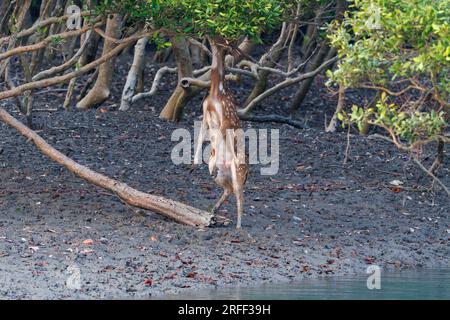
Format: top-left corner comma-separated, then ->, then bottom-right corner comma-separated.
0,60 -> 448,298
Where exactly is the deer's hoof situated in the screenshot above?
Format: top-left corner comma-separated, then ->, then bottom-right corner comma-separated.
211,215 -> 231,227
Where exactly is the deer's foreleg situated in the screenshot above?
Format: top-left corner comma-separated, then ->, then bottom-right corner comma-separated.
193,117 -> 207,166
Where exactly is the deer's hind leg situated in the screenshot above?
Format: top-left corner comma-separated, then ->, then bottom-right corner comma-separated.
213,174 -> 233,214
234,187 -> 244,229
230,163 -> 246,229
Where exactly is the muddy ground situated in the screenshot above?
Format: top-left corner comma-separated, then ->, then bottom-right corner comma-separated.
0,54 -> 449,299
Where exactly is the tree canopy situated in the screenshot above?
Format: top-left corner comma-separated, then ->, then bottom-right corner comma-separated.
95,0 -> 286,42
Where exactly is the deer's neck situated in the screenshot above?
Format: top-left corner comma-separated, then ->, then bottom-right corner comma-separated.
210,42 -> 226,97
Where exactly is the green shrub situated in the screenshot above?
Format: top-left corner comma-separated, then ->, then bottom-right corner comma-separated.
328,0 -> 449,149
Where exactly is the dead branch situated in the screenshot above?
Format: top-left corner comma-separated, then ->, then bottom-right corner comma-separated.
0,22 -> 102,62
131,66 -> 178,103
238,46 -> 318,79
75,68 -> 99,102
0,11 -> 93,46
413,156 -> 450,198
238,114 -> 305,129
0,31 -> 151,101
179,74 -> 239,89
130,65 -> 231,104
180,77 -> 211,89
239,56 -> 339,115
32,30 -> 94,81
429,139 -> 445,175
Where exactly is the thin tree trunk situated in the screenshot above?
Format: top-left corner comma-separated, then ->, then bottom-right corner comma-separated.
23,0 -> 54,127
45,0 -> 65,61
0,0 -> 16,34
289,42 -> 330,113
136,66 -> 145,94
0,107 -> 213,227
289,0 -> 345,114
4,61 -> 26,114
120,37 -> 148,111
244,23 -> 290,106
429,139 -> 445,175
190,42 -> 201,66
0,0 -> 31,78
79,31 -> 101,66
325,84 -> 345,132
159,36 -> 194,121
76,14 -> 123,109
153,47 -> 172,63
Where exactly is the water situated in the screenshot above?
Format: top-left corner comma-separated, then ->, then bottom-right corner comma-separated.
165,269 -> 450,300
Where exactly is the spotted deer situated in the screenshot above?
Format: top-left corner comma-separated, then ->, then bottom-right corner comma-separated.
194,37 -> 248,229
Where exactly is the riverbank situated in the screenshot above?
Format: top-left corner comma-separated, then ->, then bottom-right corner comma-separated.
0,58 -> 448,299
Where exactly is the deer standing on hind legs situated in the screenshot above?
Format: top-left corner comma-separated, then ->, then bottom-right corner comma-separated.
193,36 -> 248,229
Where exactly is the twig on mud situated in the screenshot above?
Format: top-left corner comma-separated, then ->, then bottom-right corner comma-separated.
33,108 -> 59,112
412,157 -> 450,197
238,114 -> 305,129
34,88 -> 68,95
343,124 -> 351,164
368,133 -> 450,197
372,168 -> 403,176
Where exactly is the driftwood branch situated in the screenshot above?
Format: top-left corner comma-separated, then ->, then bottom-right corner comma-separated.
0,107 -> 214,227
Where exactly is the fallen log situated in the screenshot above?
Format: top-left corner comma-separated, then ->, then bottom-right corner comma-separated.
0,107 -> 214,227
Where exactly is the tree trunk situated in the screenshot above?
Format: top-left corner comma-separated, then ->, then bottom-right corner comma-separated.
289,42 -> 330,113
0,107 -> 214,227
190,42 -> 202,66
79,31 -> 101,66
76,14 -> 123,109
0,0 -> 31,78
325,84 -> 345,132
136,65 -> 145,94
430,139 -> 445,175
120,37 -> 148,111
23,0 -> 54,128
289,0 -> 345,114
159,36 -> 194,121
244,23 -> 290,106
0,0 -> 15,34
153,47 -> 172,63
45,0 -> 66,61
